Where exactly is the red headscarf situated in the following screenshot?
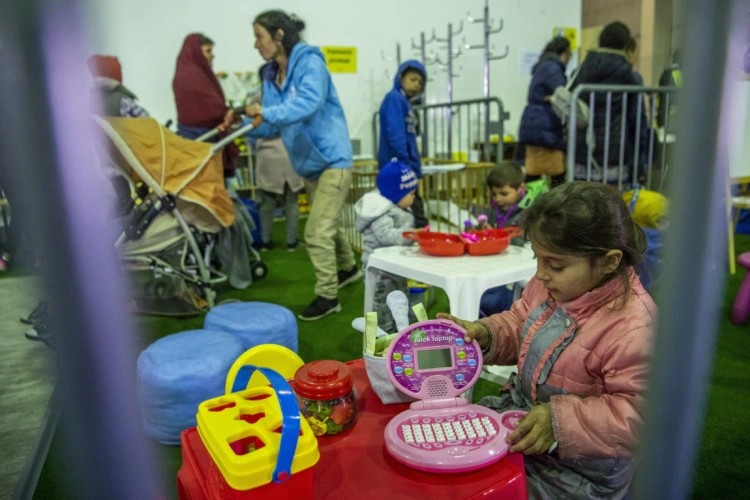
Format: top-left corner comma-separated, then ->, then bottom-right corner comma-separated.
173,34 -> 228,127
88,55 -> 123,82
173,34 -> 237,176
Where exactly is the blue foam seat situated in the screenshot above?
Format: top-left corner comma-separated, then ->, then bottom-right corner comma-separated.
204,302 -> 298,352
136,330 -> 244,445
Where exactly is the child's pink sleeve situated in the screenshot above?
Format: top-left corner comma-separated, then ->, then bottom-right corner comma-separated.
550,325 -> 652,459
476,279 -> 541,366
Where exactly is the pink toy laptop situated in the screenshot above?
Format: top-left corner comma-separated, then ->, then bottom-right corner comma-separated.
384,319 -> 526,473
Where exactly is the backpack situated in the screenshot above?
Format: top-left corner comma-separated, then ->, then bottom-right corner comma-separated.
550,67 -> 590,129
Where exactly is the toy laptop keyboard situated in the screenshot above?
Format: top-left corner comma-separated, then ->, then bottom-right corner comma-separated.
384,319 -> 526,473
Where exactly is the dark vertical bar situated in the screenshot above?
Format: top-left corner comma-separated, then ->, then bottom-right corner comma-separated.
660,93 -> 672,192
0,0 -> 158,499
618,92 -> 629,191
441,107 -> 446,160
456,105 -> 462,161
602,92 -> 613,184
467,103 -> 472,159
566,89 -> 580,182
647,94 -> 657,190
586,92 -> 595,180
372,111 -> 378,160
633,92 -> 644,184
633,0 -> 732,498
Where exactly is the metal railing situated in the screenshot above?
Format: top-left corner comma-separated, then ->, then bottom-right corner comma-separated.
344,160 -> 496,253
566,84 -> 680,192
372,97 -> 509,164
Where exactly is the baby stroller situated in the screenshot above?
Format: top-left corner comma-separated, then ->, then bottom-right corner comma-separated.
93,116 -> 266,316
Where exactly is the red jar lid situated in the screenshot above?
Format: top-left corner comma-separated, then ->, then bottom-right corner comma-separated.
292,360 -> 353,400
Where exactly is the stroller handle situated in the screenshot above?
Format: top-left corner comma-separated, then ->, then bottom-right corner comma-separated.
211,115 -> 263,153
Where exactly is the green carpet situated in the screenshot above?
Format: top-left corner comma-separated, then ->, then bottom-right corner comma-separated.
29,223 -> 750,498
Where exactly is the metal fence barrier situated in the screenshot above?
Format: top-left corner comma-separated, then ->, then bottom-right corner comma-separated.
344,160 -> 496,253
372,97 -> 509,164
566,84 -> 680,193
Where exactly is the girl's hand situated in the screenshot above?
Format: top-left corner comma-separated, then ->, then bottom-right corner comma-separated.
435,313 -> 490,349
506,403 -> 556,455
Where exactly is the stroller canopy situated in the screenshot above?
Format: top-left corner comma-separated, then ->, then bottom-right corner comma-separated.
94,117 -> 235,230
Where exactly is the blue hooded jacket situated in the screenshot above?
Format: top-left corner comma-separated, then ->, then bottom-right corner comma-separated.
377,60 -> 426,178
518,56 -> 567,151
247,43 -> 352,180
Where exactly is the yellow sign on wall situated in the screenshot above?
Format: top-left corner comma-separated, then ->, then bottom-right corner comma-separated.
321,46 -> 357,73
552,27 -> 578,51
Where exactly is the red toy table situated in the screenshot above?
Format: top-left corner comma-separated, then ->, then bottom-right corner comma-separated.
178,359 -> 527,500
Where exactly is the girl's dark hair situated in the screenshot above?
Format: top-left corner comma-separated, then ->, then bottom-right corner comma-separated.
487,162 -> 524,189
599,21 -> 631,50
254,10 -> 306,56
542,37 -> 570,57
199,34 -> 214,46
522,182 -> 647,303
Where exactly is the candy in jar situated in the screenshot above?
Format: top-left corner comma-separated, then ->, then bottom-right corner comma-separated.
292,360 -> 357,435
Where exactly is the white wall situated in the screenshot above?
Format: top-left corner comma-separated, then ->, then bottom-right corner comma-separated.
83,0 -> 581,155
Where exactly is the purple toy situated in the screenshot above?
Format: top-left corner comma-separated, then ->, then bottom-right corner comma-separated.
732,253 -> 750,325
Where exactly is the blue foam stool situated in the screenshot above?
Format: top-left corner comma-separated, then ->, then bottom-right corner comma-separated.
203,302 -> 298,353
136,330 -> 244,445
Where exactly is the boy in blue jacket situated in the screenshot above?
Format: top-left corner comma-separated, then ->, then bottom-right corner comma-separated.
378,60 -> 428,228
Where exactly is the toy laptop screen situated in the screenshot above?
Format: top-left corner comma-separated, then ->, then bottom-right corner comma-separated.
417,348 -> 453,370
386,320 -> 483,399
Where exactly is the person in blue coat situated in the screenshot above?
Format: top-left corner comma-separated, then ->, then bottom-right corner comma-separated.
377,60 -> 428,227
518,37 -> 571,187
244,10 -> 360,322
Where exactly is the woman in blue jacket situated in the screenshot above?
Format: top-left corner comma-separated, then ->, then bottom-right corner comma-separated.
245,10 -> 359,322
518,37 -> 571,187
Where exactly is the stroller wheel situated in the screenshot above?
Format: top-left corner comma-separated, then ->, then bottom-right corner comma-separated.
251,261 -> 268,281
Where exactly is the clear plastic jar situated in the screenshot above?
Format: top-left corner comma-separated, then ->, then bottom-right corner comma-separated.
292,360 -> 357,436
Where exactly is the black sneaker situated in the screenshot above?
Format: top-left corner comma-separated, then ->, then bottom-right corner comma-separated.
259,243 -> 272,252
337,266 -> 362,289
21,301 -> 49,325
287,241 -> 299,252
298,296 -> 342,321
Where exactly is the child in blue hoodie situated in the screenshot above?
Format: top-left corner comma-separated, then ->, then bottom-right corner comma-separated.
378,60 -> 428,228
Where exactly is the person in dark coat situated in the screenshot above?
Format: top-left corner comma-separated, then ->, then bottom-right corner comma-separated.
518,37 -> 571,187
571,22 -> 647,184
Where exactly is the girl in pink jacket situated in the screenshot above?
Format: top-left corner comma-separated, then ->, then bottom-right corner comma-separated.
440,182 -> 656,499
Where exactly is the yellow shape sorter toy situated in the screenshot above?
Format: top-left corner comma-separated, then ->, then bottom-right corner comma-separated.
196,345 -> 320,491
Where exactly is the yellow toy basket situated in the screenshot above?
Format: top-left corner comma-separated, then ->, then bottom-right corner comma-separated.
196,347 -> 319,492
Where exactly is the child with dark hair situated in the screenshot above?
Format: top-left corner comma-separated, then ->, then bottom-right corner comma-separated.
519,37 -> 571,187
478,162 -> 547,317
378,60 -> 428,227
440,182 -> 656,499
485,162 -> 547,230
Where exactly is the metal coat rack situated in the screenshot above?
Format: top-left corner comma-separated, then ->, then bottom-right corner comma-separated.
465,0 -> 509,160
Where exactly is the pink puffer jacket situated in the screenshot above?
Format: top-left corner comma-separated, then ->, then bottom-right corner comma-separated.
479,270 -> 657,460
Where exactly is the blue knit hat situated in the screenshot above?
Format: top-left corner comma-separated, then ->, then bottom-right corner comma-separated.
377,159 -> 418,205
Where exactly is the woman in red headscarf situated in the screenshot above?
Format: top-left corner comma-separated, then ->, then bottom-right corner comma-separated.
173,33 -> 238,177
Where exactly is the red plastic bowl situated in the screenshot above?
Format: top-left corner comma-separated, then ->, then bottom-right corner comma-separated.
403,231 -> 466,256
465,228 -> 523,256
